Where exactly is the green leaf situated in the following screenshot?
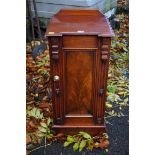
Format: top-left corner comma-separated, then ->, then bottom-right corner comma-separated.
79,140 -> 86,152
39,113 -> 43,119
37,133 -> 45,137
47,128 -> 51,134
31,108 -> 37,117
36,109 -> 40,118
87,144 -> 93,151
87,139 -> 93,145
47,118 -> 51,126
123,46 -> 128,52
40,122 -> 47,128
107,94 -> 121,103
107,84 -> 117,94
47,133 -> 53,139
27,111 -> 31,116
38,127 -> 47,133
106,103 -> 113,109
67,135 -> 74,143
64,141 -> 71,147
124,98 -> 128,103
79,131 -> 91,139
73,142 -> 79,151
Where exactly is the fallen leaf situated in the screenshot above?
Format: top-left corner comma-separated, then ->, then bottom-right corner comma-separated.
98,139 -> 109,148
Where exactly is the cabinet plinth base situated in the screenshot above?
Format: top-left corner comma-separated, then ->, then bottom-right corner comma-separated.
53,125 -> 106,136
52,117 -> 106,135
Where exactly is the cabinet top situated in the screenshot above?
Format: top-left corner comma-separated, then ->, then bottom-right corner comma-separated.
45,9 -> 114,37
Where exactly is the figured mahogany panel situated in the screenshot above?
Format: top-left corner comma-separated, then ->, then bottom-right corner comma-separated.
65,51 -> 94,115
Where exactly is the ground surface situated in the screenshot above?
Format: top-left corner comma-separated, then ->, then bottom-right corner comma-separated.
29,112 -> 128,155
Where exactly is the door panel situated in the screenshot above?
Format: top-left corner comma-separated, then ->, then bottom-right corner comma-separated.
65,51 -> 94,115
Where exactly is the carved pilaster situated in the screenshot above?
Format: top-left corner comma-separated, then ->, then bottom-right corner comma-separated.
95,37 -> 111,125
97,117 -> 104,125
56,118 -> 63,125
50,37 -> 64,125
101,45 -> 109,62
51,37 -> 59,62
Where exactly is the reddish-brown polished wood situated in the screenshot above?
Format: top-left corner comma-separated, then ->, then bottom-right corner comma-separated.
45,9 -> 114,37
46,9 -> 114,136
66,51 -> 93,115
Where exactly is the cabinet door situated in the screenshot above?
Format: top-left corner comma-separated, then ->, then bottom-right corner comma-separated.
64,51 -> 94,115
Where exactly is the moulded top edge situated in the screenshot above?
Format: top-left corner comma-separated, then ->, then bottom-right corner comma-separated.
45,32 -> 114,37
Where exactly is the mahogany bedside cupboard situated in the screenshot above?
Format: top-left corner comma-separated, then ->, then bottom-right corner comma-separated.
45,9 -> 114,135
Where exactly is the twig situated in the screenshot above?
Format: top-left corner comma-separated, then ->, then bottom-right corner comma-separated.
44,137 -> 47,155
105,115 -> 128,119
105,120 -> 113,126
28,142 -> 52,153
